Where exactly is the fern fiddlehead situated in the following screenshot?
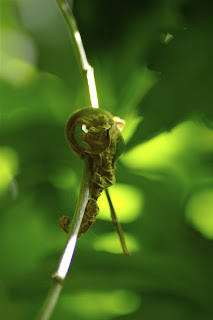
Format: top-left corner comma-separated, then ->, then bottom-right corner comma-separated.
58,107 -> 125,237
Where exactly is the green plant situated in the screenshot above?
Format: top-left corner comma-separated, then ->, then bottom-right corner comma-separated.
0,1 -> 213,320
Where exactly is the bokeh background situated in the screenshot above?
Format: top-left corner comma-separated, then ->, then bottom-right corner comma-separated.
1,0 -> 213,319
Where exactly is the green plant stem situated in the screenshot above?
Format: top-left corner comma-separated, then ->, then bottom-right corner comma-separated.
36,279 -> 63,320
56,0 -> 99,109
37,156 -> 91,320
105,189 -> 130,256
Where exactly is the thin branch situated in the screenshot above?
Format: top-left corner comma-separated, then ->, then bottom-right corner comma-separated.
37,2 -> 98,319
37,156 -> 91,320
38,2 -> 125,318
53,156 -> 91,280
36,279 -> 63,320
105,189 -> 130,256
56,0 -> 99,109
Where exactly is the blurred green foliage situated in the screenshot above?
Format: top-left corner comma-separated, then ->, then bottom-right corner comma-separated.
0,0 -> 213,319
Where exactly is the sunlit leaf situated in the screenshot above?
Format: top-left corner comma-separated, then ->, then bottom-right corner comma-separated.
98,184 -> 143,223
93,232 -> 140,255
186,187 -> 213,239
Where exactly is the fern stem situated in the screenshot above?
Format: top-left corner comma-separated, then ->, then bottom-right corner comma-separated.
56,0 -> 99,108
37,156 -> 91,320
105,189 -> 130,256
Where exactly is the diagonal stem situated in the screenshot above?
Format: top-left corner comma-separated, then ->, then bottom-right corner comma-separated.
37,1 -> 125,318
37,156 -> 91,320
53,156 -> 91,280
105,189 -> 130,256
56,0 -> 99,109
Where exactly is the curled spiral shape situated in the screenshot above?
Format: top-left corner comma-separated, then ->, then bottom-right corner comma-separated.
63,107 -> 125,237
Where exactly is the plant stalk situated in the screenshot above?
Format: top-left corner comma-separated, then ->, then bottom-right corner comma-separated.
105,189 -> 130,256
56,0 -> 99,109
37,156 -> 91,320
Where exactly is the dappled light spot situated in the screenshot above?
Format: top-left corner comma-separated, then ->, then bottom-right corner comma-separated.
0,30 -> 37,64
93,232 -> 140,254
185,188 -> 213,239
121,123 -> 184,171
121,120 -> 213,173
0,147 -> 19,194
18,0 -> 58,34
61,289 -> 140,319
0,53 -> 36,86
0,30 -> 37,86
98,183 -> 143,222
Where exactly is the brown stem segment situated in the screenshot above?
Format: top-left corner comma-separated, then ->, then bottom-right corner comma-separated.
105,189 -> 130,256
